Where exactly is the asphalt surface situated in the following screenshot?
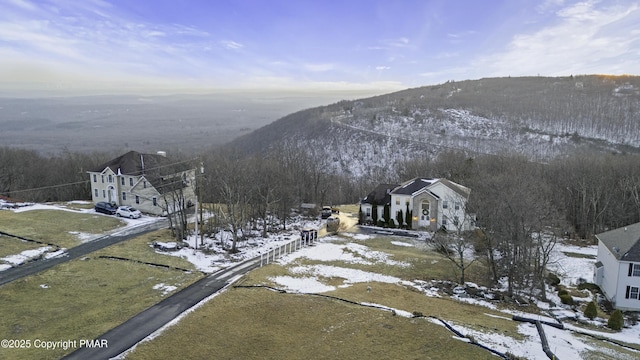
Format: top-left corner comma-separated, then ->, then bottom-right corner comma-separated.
0,219 -> 168,287
63,257 -> 262,360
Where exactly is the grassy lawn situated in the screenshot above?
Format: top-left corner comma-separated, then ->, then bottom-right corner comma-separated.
126,284 -> 497,360
0,256 -> 203,360
0,236 -> 46,258
92,228 -> 200,271
0,209 -> 123,249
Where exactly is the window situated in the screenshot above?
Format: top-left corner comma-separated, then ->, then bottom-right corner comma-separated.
130,177 -> 133,186
108,175 -> 113,183
152,197 -> 157,206
102,190 -> 106,198
395,198 -> 400,205
453,216 -> 459,226
442,218 -> 448,225
365,208 -> 371,217
455,202 -> 460,210
94,189 -> 98,198
101,175 -> 104,183
421,201 -> 429,219
93,174 -> 97,182
442,201 -> 448,209
405,199 -> 410,206
629,263 -> 640,277
143,181 -> 147,188
135,195 -> 140,204
626,286 -> 640,299
121,177 -> 125,186
122,192 -> 126,201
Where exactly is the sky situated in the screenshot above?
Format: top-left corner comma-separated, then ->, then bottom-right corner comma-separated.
0,0 -> 639,96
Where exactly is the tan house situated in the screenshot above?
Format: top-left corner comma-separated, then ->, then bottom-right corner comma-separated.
88,151 -> 196,216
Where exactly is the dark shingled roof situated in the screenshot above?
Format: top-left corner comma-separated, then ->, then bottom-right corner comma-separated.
391,178 -> 437,195
90,151 -> 171,175
596,222 -> 640,262
361,184 -> 399,205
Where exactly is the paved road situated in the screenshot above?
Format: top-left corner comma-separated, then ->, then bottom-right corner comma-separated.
0,220 -> 168,287
63,257 -> 262,360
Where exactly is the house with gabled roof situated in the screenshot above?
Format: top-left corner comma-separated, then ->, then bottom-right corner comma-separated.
594,222 -> 640,311
360,183 -> 399,224
361,177 -> 474,232
88,151 -> 195,216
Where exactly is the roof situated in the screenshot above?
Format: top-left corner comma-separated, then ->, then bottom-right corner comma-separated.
391,177 -> 471,198
90,151 -> 193,194
391,178 -> 436,195
90,151 -> 174,176
361,183 -> 399,205
596,222 -> 640,262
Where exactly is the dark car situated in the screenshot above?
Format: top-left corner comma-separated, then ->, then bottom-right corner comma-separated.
321,207 -> 332,219
95,201 -> 117,215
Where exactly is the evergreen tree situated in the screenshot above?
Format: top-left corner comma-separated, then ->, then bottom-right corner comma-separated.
372,203 -> 378,225
396,209 -> 404,229
584,301 -> 597,320
383,204 -> 391,226
608,309 -> 624,331
358,205 -> 364,225
405,204 -> 412,229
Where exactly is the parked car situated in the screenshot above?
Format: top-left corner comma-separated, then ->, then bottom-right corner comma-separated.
95,202 -> 117,215
116,206 -> 142,219
321,207 -> 332,219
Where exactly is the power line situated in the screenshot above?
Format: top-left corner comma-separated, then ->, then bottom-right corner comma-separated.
1,157 -> 199,197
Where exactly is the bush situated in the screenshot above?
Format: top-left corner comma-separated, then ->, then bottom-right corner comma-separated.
377,219 -> 386,227
584,301 -> 598,320
559,293 -> 574,305
557,289 -> 569,297
577,282 -> 601,293
547,272 -> 561,287
608,310 -> 624,331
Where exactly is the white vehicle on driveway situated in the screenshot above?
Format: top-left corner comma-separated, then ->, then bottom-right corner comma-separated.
116,206 -> 142,219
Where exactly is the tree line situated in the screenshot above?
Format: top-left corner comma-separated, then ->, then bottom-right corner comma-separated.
2,144 -> 639,297
2,145 -> 639,241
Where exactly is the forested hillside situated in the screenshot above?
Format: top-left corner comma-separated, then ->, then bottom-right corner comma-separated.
230,75 -> 640,179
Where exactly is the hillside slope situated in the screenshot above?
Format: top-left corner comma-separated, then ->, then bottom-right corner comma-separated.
229,75 -> 640,177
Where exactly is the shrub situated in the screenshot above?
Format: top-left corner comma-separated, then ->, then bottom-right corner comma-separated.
584,301 -> 598,320
559,293 -> 574,305
608,310 -> 624,331
377,219 -> 386,227
557,289 -> 569,297
577,283 -> 601,293
547,273 -> 561,287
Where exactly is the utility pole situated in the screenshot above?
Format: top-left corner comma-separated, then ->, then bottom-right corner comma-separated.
199,162 -> 205,247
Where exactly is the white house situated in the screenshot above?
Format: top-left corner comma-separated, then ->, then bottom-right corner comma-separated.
594,222 -> 640,311
88,151 -> 196,216
361,177 -> 474,232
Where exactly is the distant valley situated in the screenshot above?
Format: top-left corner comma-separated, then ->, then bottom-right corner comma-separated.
0,91 -> 370,155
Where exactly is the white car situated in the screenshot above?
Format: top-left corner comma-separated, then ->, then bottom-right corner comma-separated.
116,206 -> 142,219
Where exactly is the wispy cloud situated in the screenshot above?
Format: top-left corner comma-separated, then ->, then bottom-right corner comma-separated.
220,40 -> 243,50
473,1 -> 640,77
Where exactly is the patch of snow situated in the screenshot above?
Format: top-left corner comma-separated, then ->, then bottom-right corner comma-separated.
269,276 -> 336,293
1,246 -> 51,265
153,283 -> 178,296
40,284 -> 49,289
391,241 -> 414,247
